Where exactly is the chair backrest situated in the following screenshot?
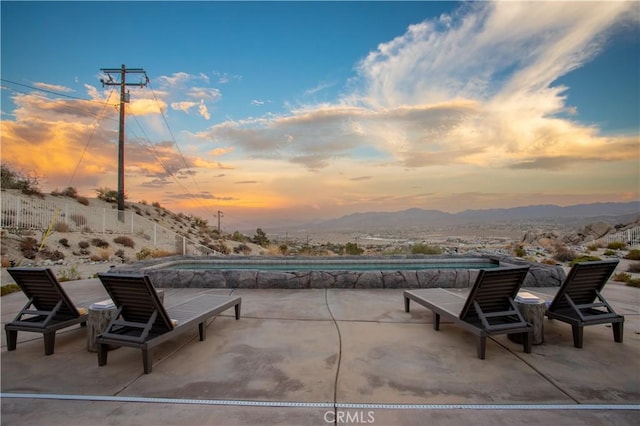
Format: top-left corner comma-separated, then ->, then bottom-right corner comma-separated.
7,267 -> 80,319
97,273 -> 173,334
548,260 -> 619,312
459,266 -> 530,321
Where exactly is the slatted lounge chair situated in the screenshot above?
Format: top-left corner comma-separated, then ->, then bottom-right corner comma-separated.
96,273 -> 242,374
545,260 -> 623,348
404,266 -> 532,359
5,267 -> 92,355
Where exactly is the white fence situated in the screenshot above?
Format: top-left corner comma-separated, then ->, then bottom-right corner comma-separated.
593,226 -> 640,249
1,191 -> 217,256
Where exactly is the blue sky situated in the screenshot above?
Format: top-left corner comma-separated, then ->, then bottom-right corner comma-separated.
1,1 -> 639,230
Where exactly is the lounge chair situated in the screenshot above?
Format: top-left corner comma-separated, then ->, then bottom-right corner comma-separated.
545,260 -> 624,348
5,267 -> 92,355
96,273 -> 241,374
404,266 -> 532,359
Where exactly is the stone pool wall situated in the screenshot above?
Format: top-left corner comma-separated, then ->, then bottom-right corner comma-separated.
110,254 -> 565,289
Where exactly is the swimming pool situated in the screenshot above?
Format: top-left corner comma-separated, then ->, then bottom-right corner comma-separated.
111,255 -> 564,289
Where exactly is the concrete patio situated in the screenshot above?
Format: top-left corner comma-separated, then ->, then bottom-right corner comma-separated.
1,277 -> 639,425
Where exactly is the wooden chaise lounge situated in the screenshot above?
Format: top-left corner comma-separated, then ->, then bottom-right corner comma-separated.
404,266 -> 532,359
96,273 -> 241,374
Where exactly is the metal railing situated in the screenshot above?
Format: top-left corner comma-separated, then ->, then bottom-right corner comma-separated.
593,226 -> 640,249
1,191 -> 218,256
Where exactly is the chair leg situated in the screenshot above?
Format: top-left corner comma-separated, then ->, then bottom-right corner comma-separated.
97,343 -> 108,366
198,322 -> 206,341
43,332 -> 56,355
6,329 -> 17,351
523,331 -> 532,354
572,325 -> 583,348
433,312 -> 440,331
404,297 -> 410,313
612,322 -> 624,343
235,302 -> 241,320
477,336 -> 486,360
142,348 -> 152,374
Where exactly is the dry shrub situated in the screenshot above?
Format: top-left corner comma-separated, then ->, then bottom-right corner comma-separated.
114,236 -> 135,248
76,196 -> 89,206
552,242 -> 576,262
613,272 -> 631,282
20,237 -> 38,259
627,262 -> 640,273
1,256 -> 11,267
98,249 -> 111,261
91,238 -> 109,248
78,240 -> 90,249
53,222 -> 70,232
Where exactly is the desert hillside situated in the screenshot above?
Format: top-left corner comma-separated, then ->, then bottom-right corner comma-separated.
1,189 -> 639,286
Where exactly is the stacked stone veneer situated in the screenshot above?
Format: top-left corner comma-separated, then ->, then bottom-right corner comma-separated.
111,255 -> 565,289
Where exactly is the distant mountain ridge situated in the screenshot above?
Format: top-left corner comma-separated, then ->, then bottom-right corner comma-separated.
306,201 -> 640,231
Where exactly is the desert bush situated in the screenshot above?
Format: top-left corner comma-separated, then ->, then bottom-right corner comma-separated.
234,244 -> 253,255
206,242 -> 229,255
606,241 -> 627,250
152,201 -> 161,208
603,249 -> 617,256
136,247 -> 174,260
115,249 -> 126,260
552,242 -> 576,262
345,242 -> 364,255
76,196 -> 89,206
253,228 -> 270,247
57,266 -> 80,282
1,256 -> 11,267
89,254 -> 102,262
95,187 -> 123,203
53,222 -> 70,232
60,186 -> 79,198
568,255 -> 602,266
627,262 -> 640,273
20,237 -> 39,259
78,240 -> 90,249
612,272 -> 631,282
626,278 -> 640,288
98,249 -> 111,261
624,249 -> 640,261
1,284 -> 21,296
113,236 -> 135,248
411,243 -> 442,255
91,238 -> 109,248
40,247 -> 65,261
1,164 -> 44,197
513,245 -> 526,257
231,231 -> 246,242
586,243 -> 600,251
58,238 -> 70,248
540,258 -> 557,265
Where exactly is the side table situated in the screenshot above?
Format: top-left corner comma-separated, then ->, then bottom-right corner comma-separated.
509,299 -> 546,345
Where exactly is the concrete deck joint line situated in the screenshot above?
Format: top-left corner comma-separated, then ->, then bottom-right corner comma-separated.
1,394 -> 639,411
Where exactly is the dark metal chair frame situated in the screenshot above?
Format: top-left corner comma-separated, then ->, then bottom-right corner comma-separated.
96,273 -> 241,374
404,266 -> 533,359
545,260 -> 624,348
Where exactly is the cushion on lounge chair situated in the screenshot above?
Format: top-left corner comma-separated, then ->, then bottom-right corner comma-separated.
5,267 -> 92,355
404,266 -> 532,359
96,273 -> 241,373
545,260 -> 624,348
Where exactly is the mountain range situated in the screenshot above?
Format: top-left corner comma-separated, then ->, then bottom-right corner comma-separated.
296,201 -> 640,232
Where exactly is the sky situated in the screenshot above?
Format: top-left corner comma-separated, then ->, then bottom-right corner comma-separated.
1,1 -> 639,231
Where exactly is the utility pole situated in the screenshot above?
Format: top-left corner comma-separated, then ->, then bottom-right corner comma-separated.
100,65 -> 148,221
216,210 -> 224,232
